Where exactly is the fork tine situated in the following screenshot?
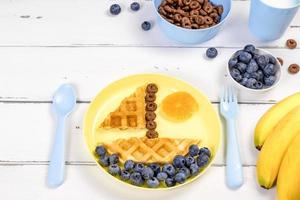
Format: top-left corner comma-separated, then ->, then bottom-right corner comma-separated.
232,87 -> 237,103
229,87 -> 234,102
225,87 -> 229,102
221,87 -> 225,102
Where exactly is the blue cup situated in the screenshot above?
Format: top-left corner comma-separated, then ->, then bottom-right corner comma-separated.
153,0 -> 232,44
249,0 -> 300,41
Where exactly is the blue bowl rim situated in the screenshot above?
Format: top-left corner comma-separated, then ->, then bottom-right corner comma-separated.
152,0 -> 232,32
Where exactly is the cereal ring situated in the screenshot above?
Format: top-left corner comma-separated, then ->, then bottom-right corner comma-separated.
197,0 -> 204,4
288,64 -> 299,74
191,23 -> 199,29
178,0 -> 184,6
200,24 -> 209,28
199,9 -> 208,16
203,16 -> 213,25
195,15 -> 204,25
183,0 -> 192,5
175,22 -> 181,26
203,2 -> 213,13
146,121 -> 157,130
164,5 -> 175,13
286,39 -> 297,49
145,93 -> 156,102
190,9 -> 199,17
190,1 -> 200,9
158,7 -> 168,16
210,12 -> 220,23
146,83 -> 158,93
181,16 -> 192,26
146,102 -> 157,111
183,25 -> 192,29
176,8 -> 189,16
182,5 -> 190,11
277,57 -> 283,66
146,130 -> 158,139
145,112 -> 156,121
166,0 -> 174,4
174,13 -> 182,22
217,5 -> 223,15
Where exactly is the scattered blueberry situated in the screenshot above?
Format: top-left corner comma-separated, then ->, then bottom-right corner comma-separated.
236,62 -> 247,73
134,163 -> 145,173
189,163 -> 200,176
263,63 -> 276,76
157,172 -> 168,181
130,2 -> 140,11
130,172 -> 144,186
246,59 -> 259,73
269,56 -> 277,65
165,177 -> 176,187
257,55 -> 269,68
255,81 -> 264,89
95,145 -> 106,157
109,154 -> 119,164
149,163 -> 161,175
233,50 -> 244,59
174,172 -> 187,184
124,160 -> 135,171
264,76 -> 276,86
231,68 -> 242,82
162,164 -> 176,177
147,177 -> 159,188
110,4 -> 121,15
246,78 -> 257,89
179,167 -> 191,178
185,156 -> 195,167
108,164 -> 121,176
199,147 -> 211,157
99,155 -> 109,167
206,47 -> 218,59
173,155 -> 186,168
238,51 -> 252,64
142,167 -> 154,180
120,170 -> 131,181
141,21 -> 151,31
240,77 -> 248,86
197,154 -> 210,168
244,44 -> 256,54
188,145 -> 199,157
228,57 -> 238,68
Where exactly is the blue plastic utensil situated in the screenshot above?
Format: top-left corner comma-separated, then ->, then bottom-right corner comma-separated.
47,84 -> 76,188
220,87 -> 243,189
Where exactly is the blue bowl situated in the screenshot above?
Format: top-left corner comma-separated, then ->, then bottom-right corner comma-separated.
153,0 -> 232,44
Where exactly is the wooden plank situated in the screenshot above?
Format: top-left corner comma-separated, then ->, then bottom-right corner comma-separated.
0,47 -> 299,102
0,102 -> 270,165
0,165 -> 275,199
0,0 -> 298,47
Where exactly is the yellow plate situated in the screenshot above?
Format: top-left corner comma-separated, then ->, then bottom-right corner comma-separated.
83,74 -> 222,189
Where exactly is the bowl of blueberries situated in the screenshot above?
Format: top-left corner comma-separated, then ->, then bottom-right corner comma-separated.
227,44 -> 281,92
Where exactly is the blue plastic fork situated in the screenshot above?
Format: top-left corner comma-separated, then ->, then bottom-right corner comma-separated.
220,87 -> 244,189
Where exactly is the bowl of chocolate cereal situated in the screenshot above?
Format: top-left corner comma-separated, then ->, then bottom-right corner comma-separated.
153,0 -> 232,44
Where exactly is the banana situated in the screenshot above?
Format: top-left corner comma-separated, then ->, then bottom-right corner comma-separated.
256,105 -> 300,189
277,133 -> 300,200
254,93 -> 300,150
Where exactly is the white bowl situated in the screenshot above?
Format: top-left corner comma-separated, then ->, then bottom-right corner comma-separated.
227,48 -> 282,93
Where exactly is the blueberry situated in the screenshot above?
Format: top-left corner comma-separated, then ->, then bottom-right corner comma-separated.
255,81 -> 264,89
99,155 -> 109,167
236,62 -> 247,73
257,55 -> 270,68
130,172 -> 144,186
110,4 -> 121,15
173,155 -> 186,168
228,58 -> 238,68
95,145 -> 106,157
246,59 -> 259,73
199,147 -> 211,158
142,167 -> 154,180
188,144 -> 199,157
185,156 -> 195,167
178,167 -> 191,178
109,154 -> 119,164
134,163 -> 145,173
124,160 -> 135,171
250,72 -> 261,81
130,2 -> 140,11
149,163 -> 161,175
165,177 -> 176,187
243,72 -> 250,78
244,44 -> 256,54
141,21 -> 151,31
206,47 -> 218,59
263,63 -> 276,76
253,53 -> 260,61
233,50 -> 244,59
240,77 -> 248,86
190,163 -> 200,176
162,164 -> 176,177
246,78 -> 257,89
230,69 -> 242,82
197,154 -> 210,168
174,172 -> 187,184
157,172 -> 168,181
269,55 -> 277,65
264,76 -> 276,86
238,51 -> 252,64
147,177 -> 159,188
120,170 -> 131,181
257,70 -> 264,81
108,164 -> 121,176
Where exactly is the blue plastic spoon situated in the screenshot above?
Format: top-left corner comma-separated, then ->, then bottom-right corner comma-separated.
47,84 -> 76,188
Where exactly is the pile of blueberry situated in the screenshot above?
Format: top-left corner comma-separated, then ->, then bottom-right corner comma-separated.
95,144 -> 211,188
228,44 -> 278,89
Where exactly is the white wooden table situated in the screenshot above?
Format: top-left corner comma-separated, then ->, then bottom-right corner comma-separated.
0,0 -> 299,199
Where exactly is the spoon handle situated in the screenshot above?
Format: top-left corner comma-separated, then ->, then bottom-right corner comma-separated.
47,115 -> 66,187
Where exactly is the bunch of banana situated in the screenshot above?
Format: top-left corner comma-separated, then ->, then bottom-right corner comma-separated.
254,92 -> 300,200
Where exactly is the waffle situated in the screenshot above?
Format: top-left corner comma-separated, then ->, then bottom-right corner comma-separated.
101,137 -> 201,163
100,85 -> 146,130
